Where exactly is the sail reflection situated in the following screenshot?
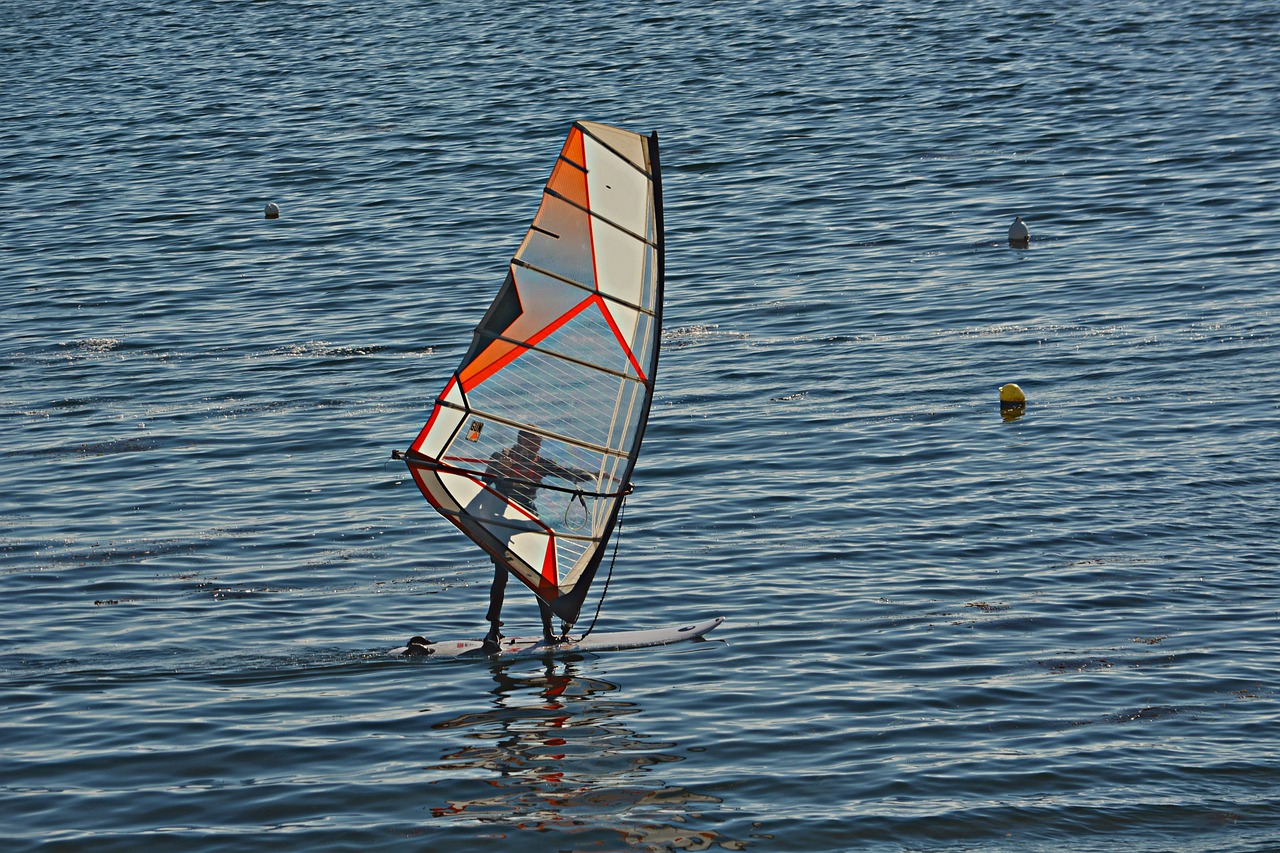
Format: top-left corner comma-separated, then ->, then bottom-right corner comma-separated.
423,660 -> 746,850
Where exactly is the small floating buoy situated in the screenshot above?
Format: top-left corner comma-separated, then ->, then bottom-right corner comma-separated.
999,383 -> 1026,422
264,202 -> 280,220
1008,216 -> 1029,247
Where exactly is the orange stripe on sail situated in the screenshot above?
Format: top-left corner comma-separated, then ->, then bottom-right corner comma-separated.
531,533 -> 560,601
459,294 -> 597,390
548,127 -> 589,208
459,337 -> 521,390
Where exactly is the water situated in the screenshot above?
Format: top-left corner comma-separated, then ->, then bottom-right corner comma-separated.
3,0 -> 1279,849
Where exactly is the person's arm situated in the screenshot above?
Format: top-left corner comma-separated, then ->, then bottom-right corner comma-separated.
539,457 -> 593,483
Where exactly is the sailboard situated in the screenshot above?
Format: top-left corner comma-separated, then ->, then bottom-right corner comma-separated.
394,617 -> 725,660
394,120 -> 721,655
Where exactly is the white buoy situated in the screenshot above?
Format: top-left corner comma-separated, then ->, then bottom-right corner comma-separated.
264,202 -> 280,220
1008,216 -> 1029,247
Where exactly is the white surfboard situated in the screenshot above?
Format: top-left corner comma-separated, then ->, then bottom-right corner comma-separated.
393,616 -> 724,660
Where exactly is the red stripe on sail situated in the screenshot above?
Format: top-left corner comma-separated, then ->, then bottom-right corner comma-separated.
595,296 -> 649,385
409,375 -> 458,456
541,537 -> 559,587
462,294 -> 597,391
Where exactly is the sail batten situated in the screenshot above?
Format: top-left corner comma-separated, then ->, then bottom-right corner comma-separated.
467,327 -> 654,388
511,258 -> 659,317
419,399 -> 643,462
402,121 -> 663,628
543,188 -> 661,249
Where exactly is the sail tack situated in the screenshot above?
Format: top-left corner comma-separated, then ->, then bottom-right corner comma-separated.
403,121 -> 663,627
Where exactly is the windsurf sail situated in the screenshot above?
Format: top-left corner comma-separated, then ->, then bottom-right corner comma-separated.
397,121 -> 663,630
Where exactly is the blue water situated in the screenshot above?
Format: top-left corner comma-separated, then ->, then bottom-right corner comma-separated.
4,1 -> 1280,850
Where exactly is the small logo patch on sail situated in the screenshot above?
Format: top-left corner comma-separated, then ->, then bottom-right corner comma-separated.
466,420 -> 484,442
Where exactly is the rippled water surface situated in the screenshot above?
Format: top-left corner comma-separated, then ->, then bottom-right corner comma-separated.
4,1 -> 1279,850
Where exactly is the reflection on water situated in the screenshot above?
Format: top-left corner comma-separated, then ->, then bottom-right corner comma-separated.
425,660 -> 747,850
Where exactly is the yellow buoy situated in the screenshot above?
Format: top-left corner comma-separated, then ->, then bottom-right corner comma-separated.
999,383 -> 1025,405
999,383 -> 1026,421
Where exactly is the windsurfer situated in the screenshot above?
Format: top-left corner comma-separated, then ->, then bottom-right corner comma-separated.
482,430 -> 592,653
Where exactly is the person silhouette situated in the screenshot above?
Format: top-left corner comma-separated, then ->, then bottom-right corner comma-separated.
481,430 -> 591,653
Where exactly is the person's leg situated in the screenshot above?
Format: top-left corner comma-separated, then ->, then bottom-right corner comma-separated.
539,598 -> 557,643
483,562 -> 506,652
